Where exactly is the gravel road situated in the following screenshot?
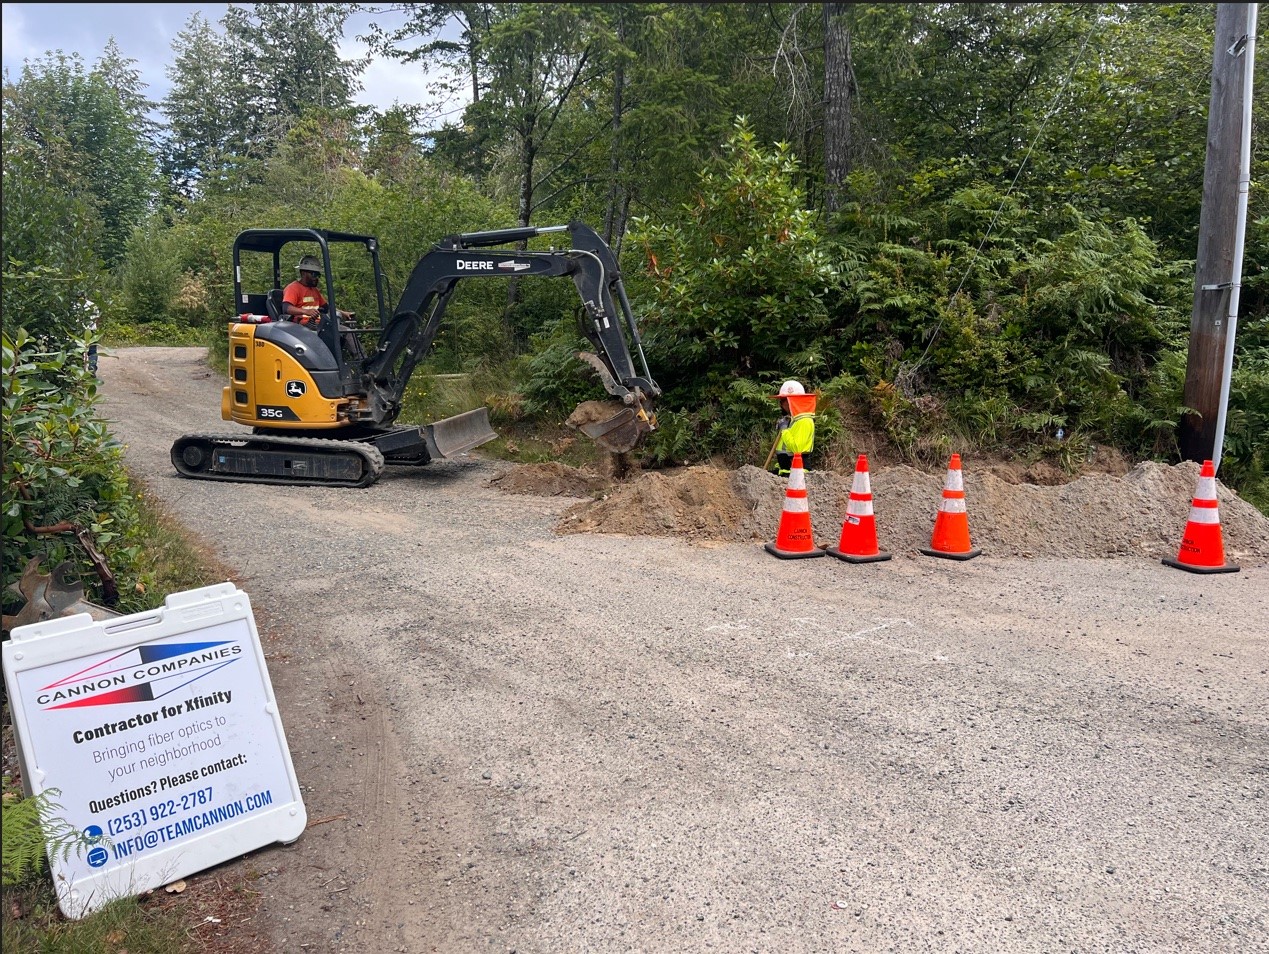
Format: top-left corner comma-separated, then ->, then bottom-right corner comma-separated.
97,347 -> 1267,953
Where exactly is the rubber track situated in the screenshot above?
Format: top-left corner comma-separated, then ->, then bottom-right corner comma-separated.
171,432 -> 386,488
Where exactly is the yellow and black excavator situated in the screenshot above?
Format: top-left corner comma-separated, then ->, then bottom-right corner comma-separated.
171,221 -> 660,488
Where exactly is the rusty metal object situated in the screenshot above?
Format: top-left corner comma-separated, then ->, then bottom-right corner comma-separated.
3,558 -> 122,632
20,517 -> 119,606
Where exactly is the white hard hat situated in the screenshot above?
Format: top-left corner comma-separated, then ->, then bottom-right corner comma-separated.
777,380 -> 806,397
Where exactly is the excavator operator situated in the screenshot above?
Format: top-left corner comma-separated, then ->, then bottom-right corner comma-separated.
282,255 -> 352,327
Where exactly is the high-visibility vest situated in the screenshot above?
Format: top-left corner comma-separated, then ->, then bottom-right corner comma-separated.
777,413 -> 815,456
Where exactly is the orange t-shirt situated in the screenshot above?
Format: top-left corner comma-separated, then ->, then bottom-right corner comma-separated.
282,280 -> 326,324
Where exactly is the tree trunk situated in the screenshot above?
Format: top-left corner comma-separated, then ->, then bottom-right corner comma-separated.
506,131 -> 537,329
604,9 -> 627,247
823,3 -> 856,217
612,191 -> 631,260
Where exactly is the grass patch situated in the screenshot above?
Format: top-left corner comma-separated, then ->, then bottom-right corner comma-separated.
398,366 -> 609,471
120,478 -> 237,611
104,321 -> 217,348
482,419 -> 605,469
399,368 -> 495,424
2,881 -> 195,954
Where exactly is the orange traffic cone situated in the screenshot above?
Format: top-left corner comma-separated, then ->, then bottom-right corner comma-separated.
1162,459 -> 1239,574
920,453 -> 981,561
826,455 -> 891,564
764,453 -> 825,560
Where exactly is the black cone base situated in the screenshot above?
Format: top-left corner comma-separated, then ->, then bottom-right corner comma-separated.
1161,557 -> 1239,574
764,542 -> 825,560
825,547 -> 891,564
919,547 -> 981,561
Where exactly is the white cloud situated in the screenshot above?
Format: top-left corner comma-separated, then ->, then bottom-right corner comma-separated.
0,5 -> 35,66
352,52 -> 468,123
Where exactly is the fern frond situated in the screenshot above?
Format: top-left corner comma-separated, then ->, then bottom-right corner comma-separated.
1,787 -> 99,886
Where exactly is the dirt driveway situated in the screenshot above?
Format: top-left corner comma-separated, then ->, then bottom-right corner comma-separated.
97,347 -> 1267,953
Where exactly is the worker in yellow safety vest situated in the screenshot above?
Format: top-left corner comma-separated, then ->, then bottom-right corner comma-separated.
769,379 -> 816,477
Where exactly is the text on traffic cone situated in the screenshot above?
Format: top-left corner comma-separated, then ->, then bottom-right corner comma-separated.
764,453 -> 825,560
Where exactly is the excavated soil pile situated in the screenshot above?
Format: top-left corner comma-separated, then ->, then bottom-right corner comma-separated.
487,461 -> 611,497
493,460 -> 1269,562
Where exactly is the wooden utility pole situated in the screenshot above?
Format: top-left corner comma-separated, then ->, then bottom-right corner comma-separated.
1179,3 -> 1257,464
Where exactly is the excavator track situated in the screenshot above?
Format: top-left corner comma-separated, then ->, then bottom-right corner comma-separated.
171,433 -> 386,488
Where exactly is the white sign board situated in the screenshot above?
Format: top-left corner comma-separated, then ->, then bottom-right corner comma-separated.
2,582 -> 306,919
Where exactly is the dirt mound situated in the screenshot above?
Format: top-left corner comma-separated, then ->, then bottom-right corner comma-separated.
487,461 -> 610,497
494,459 -> 1269,562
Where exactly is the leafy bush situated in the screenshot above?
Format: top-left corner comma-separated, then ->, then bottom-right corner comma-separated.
517,318 -> 606,422
117,216 -> 182,323
828,176 -> 1191,462
1,142 -> 102,342
1220,336 -> 1269,513
629,118 -> 846,462
2,330 -> 143,609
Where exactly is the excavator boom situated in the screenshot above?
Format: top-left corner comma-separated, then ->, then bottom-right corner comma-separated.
367,221 -> 659,450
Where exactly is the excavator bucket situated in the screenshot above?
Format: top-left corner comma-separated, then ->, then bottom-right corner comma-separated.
577,408 -> 642,454
567,400 -> 652,455
424,406 -> 499,459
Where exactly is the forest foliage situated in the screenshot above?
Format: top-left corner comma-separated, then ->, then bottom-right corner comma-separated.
3,2 -> 1267,607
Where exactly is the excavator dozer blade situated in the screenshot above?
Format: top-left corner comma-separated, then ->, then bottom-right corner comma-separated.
425,406 -> 498,458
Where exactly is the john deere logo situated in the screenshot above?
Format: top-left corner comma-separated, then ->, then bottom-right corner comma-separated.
285,380 -> 306,398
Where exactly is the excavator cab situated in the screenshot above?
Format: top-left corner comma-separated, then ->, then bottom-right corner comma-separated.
228,228 -> 385,411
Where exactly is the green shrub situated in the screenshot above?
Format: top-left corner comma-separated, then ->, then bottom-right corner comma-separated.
1220,339 -> 1269,513
117,217 -> 181,323
2,330 -> 144,608
517,318 -> 605,422
632,118 -> 843,414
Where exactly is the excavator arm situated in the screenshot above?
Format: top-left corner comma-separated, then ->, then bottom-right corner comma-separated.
363,221 -> 660,452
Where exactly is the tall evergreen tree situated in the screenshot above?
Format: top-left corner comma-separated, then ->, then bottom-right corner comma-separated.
362,2 -> 496,112
222,2 -> 364,119
162,2 -> 368,195
161,15 -> 239,196
3,52 -> 157,267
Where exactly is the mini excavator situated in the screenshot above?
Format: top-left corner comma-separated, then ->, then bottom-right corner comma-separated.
171,221 -> 660,488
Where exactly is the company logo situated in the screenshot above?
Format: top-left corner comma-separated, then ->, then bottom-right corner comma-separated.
455,259 -> 494,271
285,380 -> 306,398
36,641 -> 244,710
497,261 -> 532,272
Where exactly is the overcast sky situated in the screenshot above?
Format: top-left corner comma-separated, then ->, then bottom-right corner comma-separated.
1,2 -> 467,123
